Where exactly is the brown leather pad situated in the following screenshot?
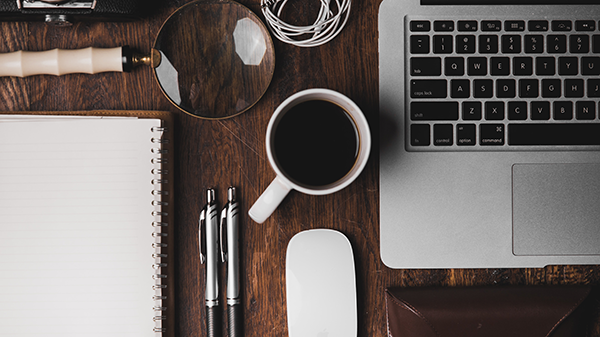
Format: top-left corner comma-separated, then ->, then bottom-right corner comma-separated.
385,286 -> 595,337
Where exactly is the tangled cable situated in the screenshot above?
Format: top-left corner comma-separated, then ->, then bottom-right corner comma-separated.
261,0 -> 351,47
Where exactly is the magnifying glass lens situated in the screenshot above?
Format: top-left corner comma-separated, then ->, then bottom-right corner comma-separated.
153,0 -> 275,119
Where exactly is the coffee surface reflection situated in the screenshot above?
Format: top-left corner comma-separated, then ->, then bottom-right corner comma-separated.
273,100 -> 359,187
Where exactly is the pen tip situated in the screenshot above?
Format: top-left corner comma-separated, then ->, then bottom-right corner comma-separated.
207,188 -> 215,203
228,187 -> 236,202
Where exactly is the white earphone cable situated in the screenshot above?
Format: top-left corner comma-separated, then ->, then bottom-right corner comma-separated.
261,0 -> 351,47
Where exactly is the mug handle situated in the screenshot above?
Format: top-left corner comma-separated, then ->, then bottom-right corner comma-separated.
248,176 -> 292,223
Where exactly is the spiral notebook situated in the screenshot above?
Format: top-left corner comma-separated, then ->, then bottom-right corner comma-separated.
0,111 -> 174,337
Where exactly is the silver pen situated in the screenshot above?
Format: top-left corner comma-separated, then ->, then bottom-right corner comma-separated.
199,188 -> 221,337
220,187 -> 242,337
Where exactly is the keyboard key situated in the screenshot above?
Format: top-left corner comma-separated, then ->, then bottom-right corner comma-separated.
410,20 -> 431,32
462,101 -> 482,120
552,20 -> 572,31
411,80 -> 447,98
542,79 -> 561,98
576,101 -> 596,120
433,35 -> 453,53
548,35 -> 567,53
570,35 -> 589,53
519,79 -> 539,98
508,124 -> 600,145
497,79 -> 516,98
410,102 -> 459,120
528,20 -> 549,32
456,35 -> 476,54
411,35 -> 430,54
524,35 -> 544,53
410,57 -> 442,76
505,20 -> 525,32
482,20 -> 501,31
480,124 -> 505,146
502,35 -> 521,53
445,57 -> 465,76
593,35 -> 600,53
490,57 -> 510,76
479,35 -> 499,53
508,101 -> 528,120
536,57 -> 555,75
474,79 -> 493,98
433,124 -> 453,146
410,124 -> 430,146
587,79 -> 600,97
468,57 -> 487,75
451,79 -> 470,98
434,20 -> 454,31
554,101 -> 573,120
458,20 -> 477,32
531,101 -> 551,120
513,57 -> 533,76
564,79 -> 584,98
582,57 -> 600,75
485,101 -> 504,120
456,124 -> 476,146
575,20 -> 595,31
559,57 -> 578,75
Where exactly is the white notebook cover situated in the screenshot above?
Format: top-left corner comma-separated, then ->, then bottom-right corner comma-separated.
0,116 -> 167,336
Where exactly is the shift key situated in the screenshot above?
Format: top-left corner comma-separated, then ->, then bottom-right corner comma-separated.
411,80 -> 447,98
411,101 -> 459,120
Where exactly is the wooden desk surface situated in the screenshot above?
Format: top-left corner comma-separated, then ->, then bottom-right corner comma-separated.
1,0 -> 599,335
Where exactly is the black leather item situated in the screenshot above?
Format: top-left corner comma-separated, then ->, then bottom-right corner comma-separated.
386,286 -> 596,337
0,0 -> 157,22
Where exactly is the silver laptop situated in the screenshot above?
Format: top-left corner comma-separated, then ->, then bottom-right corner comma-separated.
379,0 -> 600,268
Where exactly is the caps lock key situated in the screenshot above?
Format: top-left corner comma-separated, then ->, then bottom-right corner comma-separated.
410,79 -> 447,98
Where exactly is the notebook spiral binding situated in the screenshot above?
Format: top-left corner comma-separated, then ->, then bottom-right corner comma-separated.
151,125 -> 169,334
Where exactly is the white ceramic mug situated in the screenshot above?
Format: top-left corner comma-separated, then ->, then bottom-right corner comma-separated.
248,88 -> 371,223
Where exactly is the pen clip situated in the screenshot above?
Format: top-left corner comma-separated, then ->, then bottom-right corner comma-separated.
220,203 -> 228,264
199,208 -> 206,264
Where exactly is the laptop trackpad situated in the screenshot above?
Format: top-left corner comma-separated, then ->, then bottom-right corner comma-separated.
513,163 -> 600,256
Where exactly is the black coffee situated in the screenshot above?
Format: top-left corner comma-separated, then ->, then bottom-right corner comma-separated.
273,99 -> 359,187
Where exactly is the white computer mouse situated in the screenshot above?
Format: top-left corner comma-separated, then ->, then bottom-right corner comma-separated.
285,229 -> 357,337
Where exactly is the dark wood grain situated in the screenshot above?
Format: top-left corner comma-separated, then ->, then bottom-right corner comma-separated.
1,0 -> 599,336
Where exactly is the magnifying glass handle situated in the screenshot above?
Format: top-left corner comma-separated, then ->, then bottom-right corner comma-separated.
0,46 -> 149,77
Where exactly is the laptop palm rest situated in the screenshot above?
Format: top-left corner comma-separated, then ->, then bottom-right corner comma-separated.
513,163 -> 600,256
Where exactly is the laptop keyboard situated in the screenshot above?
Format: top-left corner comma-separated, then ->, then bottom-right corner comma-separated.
406,18 -> 600,150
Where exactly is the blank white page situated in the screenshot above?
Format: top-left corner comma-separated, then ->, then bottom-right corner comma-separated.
0,117 -> 163,336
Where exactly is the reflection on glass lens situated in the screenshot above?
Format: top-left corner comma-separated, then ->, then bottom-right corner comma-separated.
153,0 -> 275,119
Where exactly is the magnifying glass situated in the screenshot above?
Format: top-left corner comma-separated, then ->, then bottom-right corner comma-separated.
0,0 -> 276,119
